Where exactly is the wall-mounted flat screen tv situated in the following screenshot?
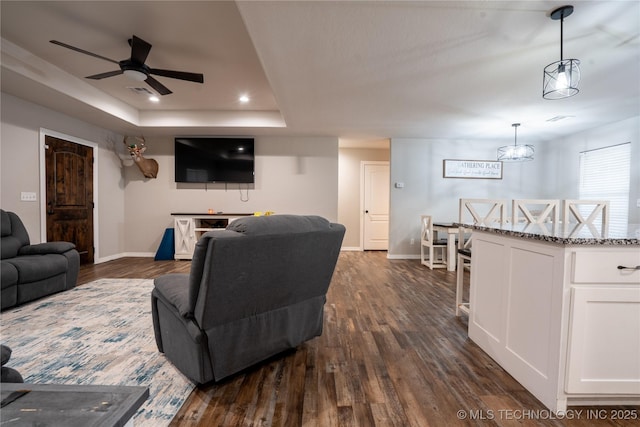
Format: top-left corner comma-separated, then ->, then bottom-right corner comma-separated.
174,137 -> 255,183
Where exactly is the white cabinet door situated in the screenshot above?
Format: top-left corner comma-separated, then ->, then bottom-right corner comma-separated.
174,218 -> 196,259
566,286 -> 640,394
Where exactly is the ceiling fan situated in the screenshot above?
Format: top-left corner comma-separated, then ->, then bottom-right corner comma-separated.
49,35 -> 204,95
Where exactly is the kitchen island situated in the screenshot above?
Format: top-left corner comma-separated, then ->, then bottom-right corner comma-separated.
461,222 -> 640,412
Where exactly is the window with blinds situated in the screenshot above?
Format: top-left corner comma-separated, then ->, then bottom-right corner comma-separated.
579,142 -> 630,234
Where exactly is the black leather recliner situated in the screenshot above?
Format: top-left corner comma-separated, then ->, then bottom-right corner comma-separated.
151,215 -> 345,384
1,345 -> 23,383
1,209 -> 80,311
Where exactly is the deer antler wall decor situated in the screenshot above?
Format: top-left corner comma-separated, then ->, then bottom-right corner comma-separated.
124,136 -> 159,179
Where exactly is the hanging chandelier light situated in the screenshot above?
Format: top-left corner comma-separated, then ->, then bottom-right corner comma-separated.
543,5 -> 580,99
497,123 -> 534,162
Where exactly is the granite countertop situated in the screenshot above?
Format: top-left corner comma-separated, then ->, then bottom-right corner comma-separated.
453,222 -> 640,246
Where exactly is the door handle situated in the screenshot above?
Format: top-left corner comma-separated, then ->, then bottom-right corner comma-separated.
47,201 -> 54,215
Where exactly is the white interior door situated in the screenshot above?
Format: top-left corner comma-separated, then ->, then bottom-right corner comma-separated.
362,162 -> 390,250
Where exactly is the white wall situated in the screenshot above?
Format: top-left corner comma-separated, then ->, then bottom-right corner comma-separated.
122,135 -> 339,254
1,94 -> 340,258
388,116 -> 640,258
4,92 -> 637,260
389,138 -> 545,257
338,147 -> 389,249
1,93 -> 126,260
538,116 -> 640,223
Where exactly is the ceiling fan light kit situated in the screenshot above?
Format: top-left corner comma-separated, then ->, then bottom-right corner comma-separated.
543,5 -> 580,100
123,69 -> 147,82
50,35 -> 204,96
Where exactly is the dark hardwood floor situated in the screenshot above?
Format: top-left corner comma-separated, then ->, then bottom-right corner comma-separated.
78,252 -> 638,426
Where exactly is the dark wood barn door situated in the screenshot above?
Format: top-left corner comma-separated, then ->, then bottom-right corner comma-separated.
45,135 -> 94,264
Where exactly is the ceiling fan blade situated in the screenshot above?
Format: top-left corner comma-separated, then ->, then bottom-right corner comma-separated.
50,40 -> 120,64
149,68 -> 204,83
129,35 -> 152,65
86,70 -> 124,80
145,75 -> 172,95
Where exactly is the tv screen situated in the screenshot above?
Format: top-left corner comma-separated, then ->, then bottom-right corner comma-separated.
174,137 -> 255,183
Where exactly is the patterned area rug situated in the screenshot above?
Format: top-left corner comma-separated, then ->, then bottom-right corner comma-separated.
0,278 -> 195,426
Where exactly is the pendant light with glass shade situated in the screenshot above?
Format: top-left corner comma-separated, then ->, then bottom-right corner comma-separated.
497,123 -> 534,162
543,5 -> 580,99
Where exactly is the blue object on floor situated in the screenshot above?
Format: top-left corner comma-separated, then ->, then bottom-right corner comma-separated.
155,228 -> 175,261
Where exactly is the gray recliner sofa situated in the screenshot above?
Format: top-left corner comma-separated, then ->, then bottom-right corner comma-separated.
151,214 -> 345,384
1,209 -> 80,311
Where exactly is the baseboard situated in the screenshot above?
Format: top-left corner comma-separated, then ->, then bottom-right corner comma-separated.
94,252 -> 155,264
100,248 -> 363,261
99,250 -> 412,260
386,254 -> 421,260
94,253 -> 125,264
123,252 -> 156,258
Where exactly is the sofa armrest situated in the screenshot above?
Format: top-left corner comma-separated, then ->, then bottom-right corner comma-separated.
154,273 -> 192,318
1,345 -> 12,366
18,242 -> 75,256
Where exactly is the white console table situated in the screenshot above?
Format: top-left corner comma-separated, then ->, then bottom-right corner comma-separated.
461,222 -> 640,412
171,213 -> 252,260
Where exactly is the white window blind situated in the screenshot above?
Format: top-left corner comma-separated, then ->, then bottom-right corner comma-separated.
579,142 -> 630,234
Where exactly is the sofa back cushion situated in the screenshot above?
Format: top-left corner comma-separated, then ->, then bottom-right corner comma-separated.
188,215 -> 345,328
1,210 -> 30,260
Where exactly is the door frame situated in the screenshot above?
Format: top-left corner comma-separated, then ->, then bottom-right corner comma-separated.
359,160 -> 390,250
39,128 -> 99,261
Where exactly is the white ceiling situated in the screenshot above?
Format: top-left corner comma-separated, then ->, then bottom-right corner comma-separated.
1,1 -> 639,145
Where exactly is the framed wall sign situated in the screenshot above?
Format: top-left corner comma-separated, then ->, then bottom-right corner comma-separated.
443,159 -> 503,179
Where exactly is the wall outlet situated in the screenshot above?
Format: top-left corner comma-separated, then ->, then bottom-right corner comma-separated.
637,199 -> 640,208
20,192 -> 37,202
410,238 -> 415,245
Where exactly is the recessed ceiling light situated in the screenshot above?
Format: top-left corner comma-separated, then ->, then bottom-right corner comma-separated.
149,95 -> 160,103
239,94 -> 250,103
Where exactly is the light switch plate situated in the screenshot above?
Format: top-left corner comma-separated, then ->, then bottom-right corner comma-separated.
20,192 -> 37,202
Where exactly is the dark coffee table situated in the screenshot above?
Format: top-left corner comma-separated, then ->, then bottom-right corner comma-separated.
0,383 -> 149,426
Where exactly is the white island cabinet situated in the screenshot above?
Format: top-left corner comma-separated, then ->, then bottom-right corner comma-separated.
464,222 -> 640,412
172,213 -> 251,260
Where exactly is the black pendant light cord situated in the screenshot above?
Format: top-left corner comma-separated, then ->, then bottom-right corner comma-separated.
559,15 -> 564,61
551,5 -> 574,62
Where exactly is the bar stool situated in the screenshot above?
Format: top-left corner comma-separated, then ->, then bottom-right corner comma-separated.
562,199 -> 609,237
420,215 -> 448,269
455,226 -> 472,316
512,199 -> 560,224
455,199 -> 506,317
